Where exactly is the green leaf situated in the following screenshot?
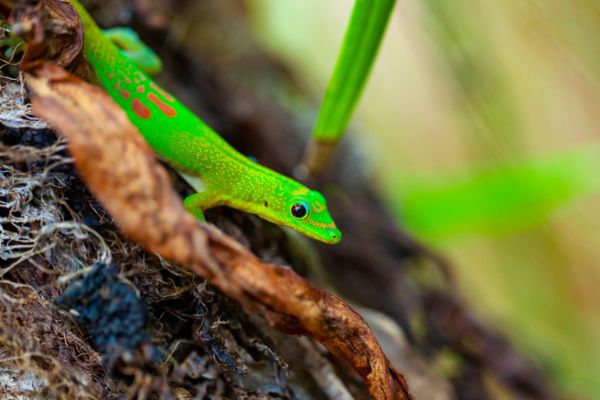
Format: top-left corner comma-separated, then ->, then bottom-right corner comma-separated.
395,146 -> 600,239
313,0 -> 396,142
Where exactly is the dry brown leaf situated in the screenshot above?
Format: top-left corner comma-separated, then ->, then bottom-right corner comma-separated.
25,63 -> 412,400
8,0 -> 85,74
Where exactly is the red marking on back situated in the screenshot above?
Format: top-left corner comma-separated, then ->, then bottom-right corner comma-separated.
113,78 -> 131,99
132,98 -> 151,119
124,76 -> 132,84
137,85 -> 145,93
107,73 -> 115,80
149,82 -> 175,102
147,92 -> 177,118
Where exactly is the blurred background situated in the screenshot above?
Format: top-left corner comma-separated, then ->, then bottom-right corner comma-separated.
248,1 -> 600,398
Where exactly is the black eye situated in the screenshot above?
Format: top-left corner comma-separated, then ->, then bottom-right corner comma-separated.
291,202 -> 309,219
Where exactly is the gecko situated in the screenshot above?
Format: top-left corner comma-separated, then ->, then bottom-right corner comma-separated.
70,0 -> 341,244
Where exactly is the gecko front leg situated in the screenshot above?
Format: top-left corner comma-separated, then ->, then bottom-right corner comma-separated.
183,191 -> 221,222
179,173 -> 221,222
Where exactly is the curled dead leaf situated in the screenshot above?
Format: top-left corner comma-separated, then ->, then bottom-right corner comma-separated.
9,0 -> 85,74
25,63 -> 412,400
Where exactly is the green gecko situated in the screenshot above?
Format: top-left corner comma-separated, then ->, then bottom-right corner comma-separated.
70,0 -> 341,244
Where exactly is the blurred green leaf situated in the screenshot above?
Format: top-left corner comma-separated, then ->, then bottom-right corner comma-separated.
396,146 -> 600,239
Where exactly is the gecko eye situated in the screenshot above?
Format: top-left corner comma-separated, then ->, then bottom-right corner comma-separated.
291,202 -> 309,219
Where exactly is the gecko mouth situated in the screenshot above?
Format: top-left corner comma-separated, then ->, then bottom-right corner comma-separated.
258,211 -> 341,244
305,220 -> 338,230
297,225 -> 342,244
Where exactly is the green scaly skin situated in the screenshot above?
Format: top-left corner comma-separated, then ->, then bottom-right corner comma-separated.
71,0 -> 341,244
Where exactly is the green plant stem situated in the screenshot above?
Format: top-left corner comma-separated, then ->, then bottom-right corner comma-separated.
302,0 -> 395,175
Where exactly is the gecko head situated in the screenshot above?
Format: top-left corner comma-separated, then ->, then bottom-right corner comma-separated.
283,189 -> 341,244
